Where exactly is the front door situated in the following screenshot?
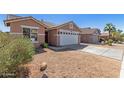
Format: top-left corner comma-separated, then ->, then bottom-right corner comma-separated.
45,31 -> 48,43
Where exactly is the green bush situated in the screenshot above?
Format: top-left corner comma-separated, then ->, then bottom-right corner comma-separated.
43,43 -> 48,48
0,32 -> 35,77
107,39 -> 113,46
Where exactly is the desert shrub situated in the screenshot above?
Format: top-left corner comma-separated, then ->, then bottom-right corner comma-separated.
0,32 -> 35,77
43,43 -> 48,48
105,40 -> 108,44
107,39 -> 113,46
121,37 -> 124,42
0,32 -> 12,48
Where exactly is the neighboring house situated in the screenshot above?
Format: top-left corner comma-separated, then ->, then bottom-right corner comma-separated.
4,15 -> 48,47
99,32 -> 109,40
4,15 -> 81,47
80,27 -> 101,44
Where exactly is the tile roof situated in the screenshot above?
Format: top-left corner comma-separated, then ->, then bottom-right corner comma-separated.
100,32 -> 109,36
4,16 -> 48,27
80,28 -> 100,34
40,20 -> 57,27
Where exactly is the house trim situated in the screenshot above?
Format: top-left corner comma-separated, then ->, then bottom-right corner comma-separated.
38,34 -> 45,35
10,32 -> 23,35
4,17 -> 48,28
21,25 -> 39,29
32,41 -> 39,43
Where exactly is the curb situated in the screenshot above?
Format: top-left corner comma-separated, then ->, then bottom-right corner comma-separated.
120,55 -> 124,78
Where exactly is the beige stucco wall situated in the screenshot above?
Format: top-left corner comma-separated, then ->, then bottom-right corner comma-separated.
48,29 -> 58,46
59,23 -> 80,32
9,19 -> 45,47
81,34 -> 99,44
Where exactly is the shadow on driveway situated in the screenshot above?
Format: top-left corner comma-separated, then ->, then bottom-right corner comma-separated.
48,44 -> 88,52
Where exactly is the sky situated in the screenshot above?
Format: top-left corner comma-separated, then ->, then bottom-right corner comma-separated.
0,14 -> 124,32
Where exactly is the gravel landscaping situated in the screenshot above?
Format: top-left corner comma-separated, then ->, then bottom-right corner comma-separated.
24,48 -> 121,78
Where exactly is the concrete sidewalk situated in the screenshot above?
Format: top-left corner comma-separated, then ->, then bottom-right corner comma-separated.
81,46 -> 123,61
120,55 -> 124,78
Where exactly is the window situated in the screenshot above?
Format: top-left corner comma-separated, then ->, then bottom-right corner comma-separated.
31,29 -> 38,41
23,28 -> 38,42
23,28 -> 30,38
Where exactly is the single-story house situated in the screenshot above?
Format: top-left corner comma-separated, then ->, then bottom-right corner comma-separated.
80,27 -> 101,44
4,15 -> 81,47
4,15 -> 48,47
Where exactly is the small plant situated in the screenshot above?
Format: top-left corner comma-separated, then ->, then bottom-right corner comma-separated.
43,43 -> 48,48
107,39 -> 113,46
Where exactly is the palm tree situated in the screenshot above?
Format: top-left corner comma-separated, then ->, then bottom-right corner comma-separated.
104,23 -> 116,39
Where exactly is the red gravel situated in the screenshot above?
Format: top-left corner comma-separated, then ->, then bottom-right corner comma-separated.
24,48 -> 121,78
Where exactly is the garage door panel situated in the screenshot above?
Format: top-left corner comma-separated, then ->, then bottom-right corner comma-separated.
60,35 -> 78,45
92,35 -> 99,44
59,30 -> 79,46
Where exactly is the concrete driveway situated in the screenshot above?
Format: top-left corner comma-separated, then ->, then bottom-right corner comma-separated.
81,46 -> 123,61
49,44 -> 123,61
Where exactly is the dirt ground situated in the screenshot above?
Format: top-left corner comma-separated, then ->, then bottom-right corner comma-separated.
24,48 -> 121,78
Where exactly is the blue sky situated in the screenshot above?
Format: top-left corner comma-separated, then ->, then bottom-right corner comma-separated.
0,14 -> 124,32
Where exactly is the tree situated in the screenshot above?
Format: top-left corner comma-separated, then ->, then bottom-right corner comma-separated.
104,23 -> 116,39
112,31 -> 120,41
110,29 -> 124,43
117,29 -> 123,33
